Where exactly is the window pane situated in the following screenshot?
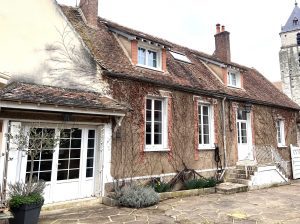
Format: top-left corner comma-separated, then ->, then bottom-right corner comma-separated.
203,124 -> 209,135
71,129 -> 82,138
146,123 -> 151,133
57,170 -> 68,180
146,99 -> 152,110
60,129 -> 70,138
199,134 -> 202,144
146,134 -> 151,145
203,115 -> 209,125
71,139 -> 81,148
39,172 -> 51,182
154,100 -> 162,110
154,123 -> 162,133
146,111 -> 151,121
87,149 -> 94,157
59,149 -> 69,159
202,106 -> 209,116
148,50 -> 157,67
69,159 -> 80,169
41,150 -> 53,160
154,134 -> 162,144
138,47 -> 146,65
26,161 -> 39,172
154,111 -> 162,122
59,139 -> 70,148
40,161 -> 52,171
70,149 -> 81,158
58,160 -> 69,169
203,135 -> 210,144
88,139 -> 94,148
86,168 -> 93,178
87,158 -> 93,168
69,170 -> 79,179
88,130 -> 95,138
238,110 -> 247,120
242,136 -> 247,144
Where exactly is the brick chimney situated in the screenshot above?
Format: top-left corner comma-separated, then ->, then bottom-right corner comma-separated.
79,0 -> 98,28
214,24 -> 231,63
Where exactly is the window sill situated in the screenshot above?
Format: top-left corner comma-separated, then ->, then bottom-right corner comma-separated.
198,146 -> 215,151
278,145 -> 287,148
144,148 -> 170,152
227,84 -> 241,89
137,64 -> 163,72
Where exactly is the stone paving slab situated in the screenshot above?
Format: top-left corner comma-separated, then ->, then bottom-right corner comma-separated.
39,181 -> 300,224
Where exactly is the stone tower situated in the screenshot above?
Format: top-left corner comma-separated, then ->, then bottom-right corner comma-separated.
279,2 -> 300,105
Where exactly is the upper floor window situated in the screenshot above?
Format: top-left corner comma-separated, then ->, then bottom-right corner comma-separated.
297,33 -> 300,45
198,103 -> 214,149
138,45 -> 161,70
227,70 -> 241,88
276,120 -> 285,147
145,97 -> 168,151
293,17 -> 299,26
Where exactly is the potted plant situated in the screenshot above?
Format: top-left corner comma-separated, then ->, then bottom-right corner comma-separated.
6,125 -> 60,224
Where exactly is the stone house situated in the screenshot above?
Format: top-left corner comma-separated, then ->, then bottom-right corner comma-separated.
0,0 -> 299,204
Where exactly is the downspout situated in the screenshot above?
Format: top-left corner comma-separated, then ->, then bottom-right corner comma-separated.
2,120 -> 11,205
220,97 -> 227,180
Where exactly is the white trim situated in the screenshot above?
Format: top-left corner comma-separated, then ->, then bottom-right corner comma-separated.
137,42 -> 162,70
0,101 -> 125,116
276,119 -> 286,147
227,69 -> 241,88
144,96 -> 168,152
198,101 -> 215,150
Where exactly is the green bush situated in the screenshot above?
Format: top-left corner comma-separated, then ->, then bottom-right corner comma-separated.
184,177 -> 217,190
116,185 -> 159,208
152,181 -> 171,193
9,193 -> 44,209
8,181 -> 45,209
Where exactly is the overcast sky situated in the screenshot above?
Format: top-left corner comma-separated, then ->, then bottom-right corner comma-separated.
57,0 -> 297,82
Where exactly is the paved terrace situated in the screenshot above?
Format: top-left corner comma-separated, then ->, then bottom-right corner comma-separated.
39,181 -> 300,224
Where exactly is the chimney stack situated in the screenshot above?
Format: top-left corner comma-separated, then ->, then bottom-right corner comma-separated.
79,0 -> 98,28
214,24 -> 231,63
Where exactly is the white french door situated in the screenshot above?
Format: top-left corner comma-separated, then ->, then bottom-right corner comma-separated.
20,126 -> 98,204
237,109 -> 253,161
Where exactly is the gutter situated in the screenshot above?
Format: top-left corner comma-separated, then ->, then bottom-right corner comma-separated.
103,70 -> 300,111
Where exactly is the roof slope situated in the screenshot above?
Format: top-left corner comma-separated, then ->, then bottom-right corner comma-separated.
61,6 -> 300,110
0,82 -> 127,111
281,3 -> 300,33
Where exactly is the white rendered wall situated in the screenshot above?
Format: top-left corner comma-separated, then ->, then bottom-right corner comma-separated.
0,0 -> 109,94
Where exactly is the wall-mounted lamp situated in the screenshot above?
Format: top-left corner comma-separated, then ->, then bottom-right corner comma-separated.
245,103 -> 252,113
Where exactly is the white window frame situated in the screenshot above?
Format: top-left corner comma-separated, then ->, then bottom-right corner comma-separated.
144,96 -> 169,152
227,69 -> 241,88
276,119 -> 286,147
137,42 -> 162,71
198,102 -> 215,150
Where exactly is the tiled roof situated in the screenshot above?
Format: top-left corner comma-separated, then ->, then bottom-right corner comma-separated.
281,3 -> 300,33
61,6 -> 300,110
0,82 -> 127,112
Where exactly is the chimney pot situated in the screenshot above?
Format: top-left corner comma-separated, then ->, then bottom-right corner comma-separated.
221,25 -> 225,32
216,24 -> 221,34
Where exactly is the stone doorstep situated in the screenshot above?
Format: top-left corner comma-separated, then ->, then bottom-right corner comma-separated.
216,182 -> 248,195
102,187 -> 216,207
42,197 -> 102,211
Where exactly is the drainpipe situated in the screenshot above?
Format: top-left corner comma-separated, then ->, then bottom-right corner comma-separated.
220,97 -> 227,180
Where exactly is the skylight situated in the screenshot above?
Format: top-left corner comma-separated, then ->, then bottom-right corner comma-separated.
170,51 -> 191,63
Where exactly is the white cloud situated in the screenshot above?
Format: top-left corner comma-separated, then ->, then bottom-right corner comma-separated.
57,0 -> 295,81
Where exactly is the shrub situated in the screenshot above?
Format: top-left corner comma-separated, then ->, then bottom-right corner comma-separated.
9,193 -> 44,209
153,181 -> 171,193
184,177 -> 217,190
8,181 -> 45,209
116,185 -> 159,208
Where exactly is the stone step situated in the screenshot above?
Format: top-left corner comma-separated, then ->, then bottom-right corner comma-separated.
229,173 -> 249,179
236,165 -> 257,172
227,178 -> 250,185
216,182 -> 248,195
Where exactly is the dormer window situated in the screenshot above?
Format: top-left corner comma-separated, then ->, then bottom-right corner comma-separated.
137,44 -> 161,70
227,70 -> 241,88
293,17 -> 299,26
